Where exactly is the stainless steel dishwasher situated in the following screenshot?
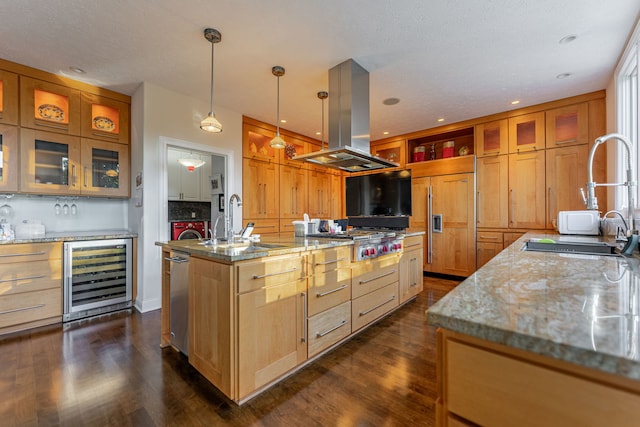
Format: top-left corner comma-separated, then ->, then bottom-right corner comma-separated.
165,250 -> 190,355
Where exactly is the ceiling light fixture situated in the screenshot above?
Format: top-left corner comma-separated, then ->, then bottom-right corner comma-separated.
511,100 -> 521,105
270,66 -> 286,148
177,153 -> 206,171
437,118 -> 445,122
556,72 -> 572,79
559,35 -> 577,44
69,66 -> 86,74
317,90 -> 328,150
200,28 -> 223,133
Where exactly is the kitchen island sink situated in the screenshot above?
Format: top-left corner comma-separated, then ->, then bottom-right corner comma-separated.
522,238 -> 620,256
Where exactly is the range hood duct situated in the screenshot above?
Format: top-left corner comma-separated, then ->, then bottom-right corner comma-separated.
292,59 -> 398,172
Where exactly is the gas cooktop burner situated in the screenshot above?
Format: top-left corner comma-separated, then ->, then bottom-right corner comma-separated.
306,229 -> 403,261
307,229 -> 396,241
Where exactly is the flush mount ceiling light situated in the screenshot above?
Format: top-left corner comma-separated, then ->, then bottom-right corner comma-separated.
559,34 -> 577,44
270,66 -> 286,148
556,72 -> 572,79
178,153 -> 206,171
317,90 -> 328,150
200,28 -> 223,133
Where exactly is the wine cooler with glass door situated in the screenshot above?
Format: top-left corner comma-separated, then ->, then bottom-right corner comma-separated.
63,238 -> 132,322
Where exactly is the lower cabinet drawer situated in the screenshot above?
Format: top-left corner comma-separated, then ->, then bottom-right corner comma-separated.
0,288 -> 62,328
308,267 -> 351,316
0,260 -> 61,296
351,282 -> 398,332
351,258 -> 399,299
307,301 -> 351,357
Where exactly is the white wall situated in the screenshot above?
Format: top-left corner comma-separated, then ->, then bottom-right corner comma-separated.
130,82 -> 243,312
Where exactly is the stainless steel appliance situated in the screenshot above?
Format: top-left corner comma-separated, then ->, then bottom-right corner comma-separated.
165,250 -> 190,355
307,229 -> 403,261
171,221 -> 207,240
63,238 -> 132,322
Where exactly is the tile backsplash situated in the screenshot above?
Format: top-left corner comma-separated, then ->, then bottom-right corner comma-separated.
168,201 -> 212,221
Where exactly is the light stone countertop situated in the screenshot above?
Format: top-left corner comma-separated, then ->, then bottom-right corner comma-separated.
427,232 -> 640,381
0,229 -> 137,244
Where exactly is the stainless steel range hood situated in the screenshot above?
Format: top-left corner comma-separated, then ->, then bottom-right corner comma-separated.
292,59 -> 398,172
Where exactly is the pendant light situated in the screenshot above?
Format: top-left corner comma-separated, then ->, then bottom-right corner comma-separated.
200,28 -> 223,133
317,91 -> 328,150
270,66 -> 286,148
178,153 -> 206,171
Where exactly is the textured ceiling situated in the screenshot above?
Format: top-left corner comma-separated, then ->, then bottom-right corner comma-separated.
1,0 -> 639,141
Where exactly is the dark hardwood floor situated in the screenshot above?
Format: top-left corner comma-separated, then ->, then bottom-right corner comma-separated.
0,276 -> 459,427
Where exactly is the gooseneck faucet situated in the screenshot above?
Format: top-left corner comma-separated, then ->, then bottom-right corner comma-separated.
228,194 -> 242,242
585,133 -> 636,236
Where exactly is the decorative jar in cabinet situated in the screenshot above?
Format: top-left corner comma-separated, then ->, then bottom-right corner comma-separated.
80,138 -> 130,198
0,124 -> 18,192
0,70 -> 18,125
80,93 -> 130,145
20,76 -> 81,135
20,128 -> 81,195
508,112 -> 545,153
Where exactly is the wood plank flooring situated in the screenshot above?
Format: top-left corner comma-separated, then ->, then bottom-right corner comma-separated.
0,276 -> 458,427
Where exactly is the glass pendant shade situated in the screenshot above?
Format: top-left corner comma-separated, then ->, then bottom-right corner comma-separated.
200,112 -> 222,133
270,133 -> 286,149
177,157 -> 206,171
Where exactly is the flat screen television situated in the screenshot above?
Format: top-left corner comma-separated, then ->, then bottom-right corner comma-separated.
345,170 -> 412,217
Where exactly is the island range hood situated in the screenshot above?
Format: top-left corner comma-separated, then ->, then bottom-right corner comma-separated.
292,59 -> 398,172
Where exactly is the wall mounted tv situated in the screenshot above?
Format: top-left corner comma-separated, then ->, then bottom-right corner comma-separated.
345,169 -> 412,218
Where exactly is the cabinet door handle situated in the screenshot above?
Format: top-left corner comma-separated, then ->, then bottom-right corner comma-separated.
404,243 -> 421,248
263,184 -> 267,214
0,304 -> 46,315
410,258 -> 417,287
36,121 -> 68,131
252,267 -> 298,279
477,191 -> 481,224
555,138 -> 577,145
358,269 -> 396,284
359,295 -> 396,316
0,251 -> 46,258
92,131 -> 118,139
301,292 -> 307,343
316,284 -> 348,297
84,166 -> 88,187
314,257 -> 348,266
509,188 -> 515,224
316,320 -> 347,338
72,165 -> 77,187
427,185 -> 433,264
548,187 -> 555,228
0,274 -> 46,283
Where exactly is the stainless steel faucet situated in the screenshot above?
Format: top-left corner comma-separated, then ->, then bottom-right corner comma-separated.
228,194 -> 242,242
585,133 -> 636,236
210,212 -> 224,244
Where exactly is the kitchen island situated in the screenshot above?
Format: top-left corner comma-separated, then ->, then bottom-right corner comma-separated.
158,232 -> 424,404
427,233 -> 640,426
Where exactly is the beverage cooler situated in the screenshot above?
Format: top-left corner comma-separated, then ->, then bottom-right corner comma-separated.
63,238 -> 132,322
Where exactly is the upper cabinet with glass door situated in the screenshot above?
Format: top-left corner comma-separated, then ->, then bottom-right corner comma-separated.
80,93 -> 130,145
0,124 -> 19,192
508,112 -> 545,153
545,102 -> 588,148
243,118 -> 278,162
475,119 -> 508,157
80,138 -> 130,198
0,70 -> 18,125
20,76 -> 81,135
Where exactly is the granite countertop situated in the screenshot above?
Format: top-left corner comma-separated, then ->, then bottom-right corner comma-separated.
0,229 -> 137,244
427,232 -> 640,381
157,235 -> 355,262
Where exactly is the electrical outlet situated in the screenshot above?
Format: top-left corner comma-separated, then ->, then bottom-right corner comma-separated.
191,212 -> 196,218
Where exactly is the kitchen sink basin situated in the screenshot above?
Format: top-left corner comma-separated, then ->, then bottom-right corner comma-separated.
523,239 -> 619,256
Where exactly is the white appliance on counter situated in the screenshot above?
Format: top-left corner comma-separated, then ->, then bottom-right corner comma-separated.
557,210 -> 601,235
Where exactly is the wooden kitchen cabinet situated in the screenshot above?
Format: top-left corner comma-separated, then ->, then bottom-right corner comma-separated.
0,242 -> 62,334
475,119 -> 508,156
399,235 -> 423,303
80,92 -> 130,145
20,76 -> 81,136
509,150 -> 546,229
243,119 -> 278,163
329,172 -> 343,219
545,102 -> 588,148
20,128 -> 81,195
279,164 -> 307,219
308,246 -> 351,317
428,173 -> 476,277
0,70 -> 18,125
545,144 -> 588,229
476,231 -> 504,269
508,112 -> 545,153
243,158 -> 278,219
308,168 -> 332,218
80,138 -> 130,198
476,155 -> 509,228
278,134 -> 308,167
371,138 -> 405,167
0,124 -> 18,192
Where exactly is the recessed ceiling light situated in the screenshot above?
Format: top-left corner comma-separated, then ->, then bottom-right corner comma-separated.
69,66 -> 86,74
315,131 -> 321,135
280,119 -> 287,123
559,35 -> 577,44
556,73 -> 572,79
511,100 -> 520,105
382,97 -> 400,106
437,118 -> 445,122
383,131 -> 389,135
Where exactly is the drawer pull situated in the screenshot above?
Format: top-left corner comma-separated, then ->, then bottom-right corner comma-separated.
316,320 -> 348,338
0,251 -> 46,258
0,304 -> 46,315
358,269 -> 396,285
253,267 -> 298,280
316,284 -> 348,297
359,295 -> 396,316
92,131 -> 119,139
0,274 -> 46,283
480,236 -> 499,240
36,121 -> 68,131
314,257 -> 348,266
164,256 -> 188,264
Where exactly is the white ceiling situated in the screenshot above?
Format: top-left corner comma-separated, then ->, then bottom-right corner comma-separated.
1,0 -> 639,141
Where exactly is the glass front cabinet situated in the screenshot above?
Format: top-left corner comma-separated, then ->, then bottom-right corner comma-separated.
0,124 -> 18,192
20,129 -> 129,197
20,77 -> 81,135
80,93 -> 130,145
